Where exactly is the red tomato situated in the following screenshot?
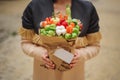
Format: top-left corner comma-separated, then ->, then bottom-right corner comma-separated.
79,23 -> 83,29
45,17 -> 49,22
62,21 -> 68,28
60,19 -> 65,24
56,22 -> 61,26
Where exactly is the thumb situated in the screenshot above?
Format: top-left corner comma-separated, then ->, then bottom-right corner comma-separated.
44,53 -> 49,58
74,52 -> 78,57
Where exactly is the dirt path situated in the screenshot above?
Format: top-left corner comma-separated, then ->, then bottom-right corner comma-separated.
0,0 -> 120,80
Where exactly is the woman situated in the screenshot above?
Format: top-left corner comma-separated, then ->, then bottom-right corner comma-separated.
19,0 -> 102,80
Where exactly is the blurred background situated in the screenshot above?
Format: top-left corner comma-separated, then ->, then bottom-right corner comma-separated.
0,0 -> 120,80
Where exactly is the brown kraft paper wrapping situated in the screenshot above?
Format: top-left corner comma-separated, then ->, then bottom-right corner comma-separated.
33,35 -> 75,71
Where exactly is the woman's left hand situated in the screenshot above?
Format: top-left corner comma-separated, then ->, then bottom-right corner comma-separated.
70,50 -> 80,68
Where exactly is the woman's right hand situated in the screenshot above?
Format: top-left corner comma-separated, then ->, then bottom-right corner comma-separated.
41,52 -> 55,69
21,40 -> 55,69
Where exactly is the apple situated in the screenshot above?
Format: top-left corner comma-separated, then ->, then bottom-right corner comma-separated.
73,28 -> 79,34
65,33 -> 72,39
41,30 -> 47,35
48,30 -> 55,36
75,25 -> 80,30
45,25 -> 51,31
66,19 -> 71,24
50,24 -> 56,27
72,33 -> 77,38
72,19 -> 78,25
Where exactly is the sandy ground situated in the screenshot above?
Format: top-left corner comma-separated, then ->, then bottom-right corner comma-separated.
0,0 -> 120,80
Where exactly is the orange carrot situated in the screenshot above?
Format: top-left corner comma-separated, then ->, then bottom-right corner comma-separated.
70,22 -> 75,28
66,25 -> 73,33
58,13 -> 63,20
42,21 -> 47,27
64,15 -> 68,20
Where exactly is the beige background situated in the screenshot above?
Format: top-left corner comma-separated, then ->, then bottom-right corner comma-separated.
0,0 -> 120,80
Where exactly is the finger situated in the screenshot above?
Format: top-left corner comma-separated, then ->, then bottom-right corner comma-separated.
43,58 -> 55,68
74,52 -> 78,56
43,55 -> 55,66
42,55 -> 53,64
71,56 -> 79,63
45,64 -> 50,69
73,53 -> 80,60
44,61 -> 55,67
70,59 -> 78,64
70,63 -> 76,68
45,64 -> 55,69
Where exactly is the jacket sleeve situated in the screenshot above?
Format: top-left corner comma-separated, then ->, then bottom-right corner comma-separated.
21,39 -> 47,61
75,2 -> 101,61
22,1 -> 34,29
19,1 -> 47,61
87,2 -> 100,34
75,32 -> 101,61
75,45 -> 100,61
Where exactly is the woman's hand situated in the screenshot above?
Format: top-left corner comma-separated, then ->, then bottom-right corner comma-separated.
41,52 -> 55,69
70,50 -> 80,68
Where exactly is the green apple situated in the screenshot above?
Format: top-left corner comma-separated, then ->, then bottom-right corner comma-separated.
40,29 -> 45,33
75,25 -> 80,30
45,25 -> 56,31
49,26 -> 56,31
65,33 -> 72,39
45,25 -> 51,31
72,19 -> 78,25
66,19 -> 72,24
50,24 -> 56,27
46,34 -> 52,37
41,33 -> 45,35
73,28 -> 79,34
72,33 -> 77,38
48,30 -> 55,36
41,30 -> 47,35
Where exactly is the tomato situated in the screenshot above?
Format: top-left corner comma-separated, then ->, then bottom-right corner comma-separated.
56,22 -> 61,26
60,19 -> 65,24
79,23 -> 83,29
45,17 -> 49,22
61,21 -> 68,28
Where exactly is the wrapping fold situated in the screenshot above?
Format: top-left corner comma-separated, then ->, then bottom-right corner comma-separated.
32,34 -> 89,48
86,32 -> 102,45
32,34 -> 74,71
74,37 -> 88,48
32,34 -> 43,45
74,32 -> 102,48
18,27 -> 35,40
31,32 -> 101,71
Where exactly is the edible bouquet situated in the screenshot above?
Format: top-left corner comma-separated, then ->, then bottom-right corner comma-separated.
38,5 -> 83,71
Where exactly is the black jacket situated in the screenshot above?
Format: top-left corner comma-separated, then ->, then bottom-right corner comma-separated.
22,0 -> 99,37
